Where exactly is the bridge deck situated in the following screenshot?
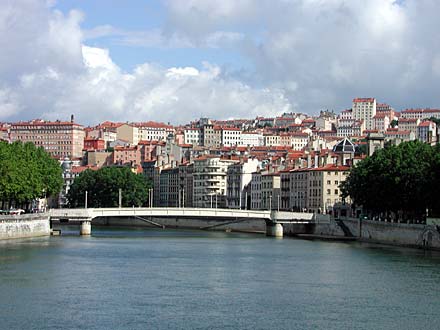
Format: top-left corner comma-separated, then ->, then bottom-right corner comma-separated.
50,208 -> 319,224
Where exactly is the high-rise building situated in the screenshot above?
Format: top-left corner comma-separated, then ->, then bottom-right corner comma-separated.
352,98 -> 376,130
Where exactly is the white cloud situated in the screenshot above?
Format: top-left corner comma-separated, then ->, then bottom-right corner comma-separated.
2,0 -> 440,126
163,0 -> 440,111
0,0 -> 291,125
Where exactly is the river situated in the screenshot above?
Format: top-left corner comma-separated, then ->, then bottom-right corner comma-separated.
1,226 -> 440,330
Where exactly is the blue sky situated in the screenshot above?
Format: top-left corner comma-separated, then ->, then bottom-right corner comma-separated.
54,0 -> 248,72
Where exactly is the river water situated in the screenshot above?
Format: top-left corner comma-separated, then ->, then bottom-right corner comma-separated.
1,227 -> 440,330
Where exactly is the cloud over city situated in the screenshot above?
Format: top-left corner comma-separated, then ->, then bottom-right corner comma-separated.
1,0 -> 440,124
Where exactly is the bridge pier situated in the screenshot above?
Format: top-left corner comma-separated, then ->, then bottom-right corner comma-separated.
80,219 -> 92,236
266,223 -> 283,238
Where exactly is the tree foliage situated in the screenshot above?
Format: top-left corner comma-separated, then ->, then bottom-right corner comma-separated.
67,166 -> 151,208
0,141 -> 63,206
341,140 -> 440,219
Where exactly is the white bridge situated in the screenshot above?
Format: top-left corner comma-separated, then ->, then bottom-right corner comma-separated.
49,207 -> 318,237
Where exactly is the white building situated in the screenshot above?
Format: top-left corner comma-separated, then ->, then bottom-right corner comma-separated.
221,127 -> 242,147
417,121 -> 437,144
136,122 -> 175,141
239,132 -> 264,147
184,128 -> 202,146
226,158 -> 260,209
192,156 -> 238,208
352,97 -> 376,130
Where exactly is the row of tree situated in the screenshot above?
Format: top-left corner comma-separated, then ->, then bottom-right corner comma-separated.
341,140 -> 440,220
67,166 -> 151,208
0,141 -> 63,209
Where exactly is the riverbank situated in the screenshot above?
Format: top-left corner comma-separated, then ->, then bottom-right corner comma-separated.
0,213 -> 50,240
294,217 -> 440,250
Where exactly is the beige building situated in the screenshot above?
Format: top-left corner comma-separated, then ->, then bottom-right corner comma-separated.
264,134 -> 281,146
10,118 -> 85,159
290,164 -> 350,213
116,124 -> 139,145
352,97 -> 376,130
202,124 -> 222,147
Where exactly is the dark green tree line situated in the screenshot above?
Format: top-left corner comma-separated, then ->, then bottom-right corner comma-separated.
67,166 -> 151,208
341,140 -> 440,220
0,141 -> 63,208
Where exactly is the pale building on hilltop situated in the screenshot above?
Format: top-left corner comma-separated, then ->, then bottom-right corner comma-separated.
352,98 -> 376,130
398,118 -> 420,134
372,114 -> 390,132
417,121 -> 437,144
202,124 -> 222,147
221,127 -> 242,147
264,133 -> 281,146
136,121 -> 175,141
239,132 -> 264,147
400,108 -> 440,120
184,128 -> 202,146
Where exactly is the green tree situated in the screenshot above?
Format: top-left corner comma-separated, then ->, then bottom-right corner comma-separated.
0,141 -> 62,208
390,119 -> 398,128
341,140 -> 435,220
67,166 -> 151,208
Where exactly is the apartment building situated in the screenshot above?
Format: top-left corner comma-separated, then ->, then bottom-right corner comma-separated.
400,108 -> 440,120
136,121 -> 174,141
116,123 -> 139,145
250,171 -> 262,210
417,121 -> 437,144
221,127 -> 241,146
10,118 -> 85,159
226,158 -> 260,209
239,132 -> 264,147
290,164 -> 350,213
159,167 -> 179,207
261,173 -> 281,210
179,163 -> 193,207
192,156 -> 237,208
352,97 -> 376,130
184,128 -> 202,146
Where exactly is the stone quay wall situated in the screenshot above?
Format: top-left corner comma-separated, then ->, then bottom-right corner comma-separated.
0,214 -> 50,240
313,217 -> 440,249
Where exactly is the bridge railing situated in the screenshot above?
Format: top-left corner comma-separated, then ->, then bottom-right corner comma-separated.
49,207 -> 319,223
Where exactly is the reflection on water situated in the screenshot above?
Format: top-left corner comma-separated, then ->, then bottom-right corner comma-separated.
1,227 -> 440,330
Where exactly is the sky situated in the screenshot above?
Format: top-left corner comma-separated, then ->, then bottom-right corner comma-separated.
1,0 -> 440,125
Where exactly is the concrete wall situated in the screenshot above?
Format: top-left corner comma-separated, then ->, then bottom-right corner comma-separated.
0,214 -> 50,240
92,216 -> 267,233
313,217 -> 440,250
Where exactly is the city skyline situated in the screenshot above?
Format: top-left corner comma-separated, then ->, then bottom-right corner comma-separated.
1,1 -> 440,125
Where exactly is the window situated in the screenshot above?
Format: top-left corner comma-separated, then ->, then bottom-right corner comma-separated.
334,189 -> 339,195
